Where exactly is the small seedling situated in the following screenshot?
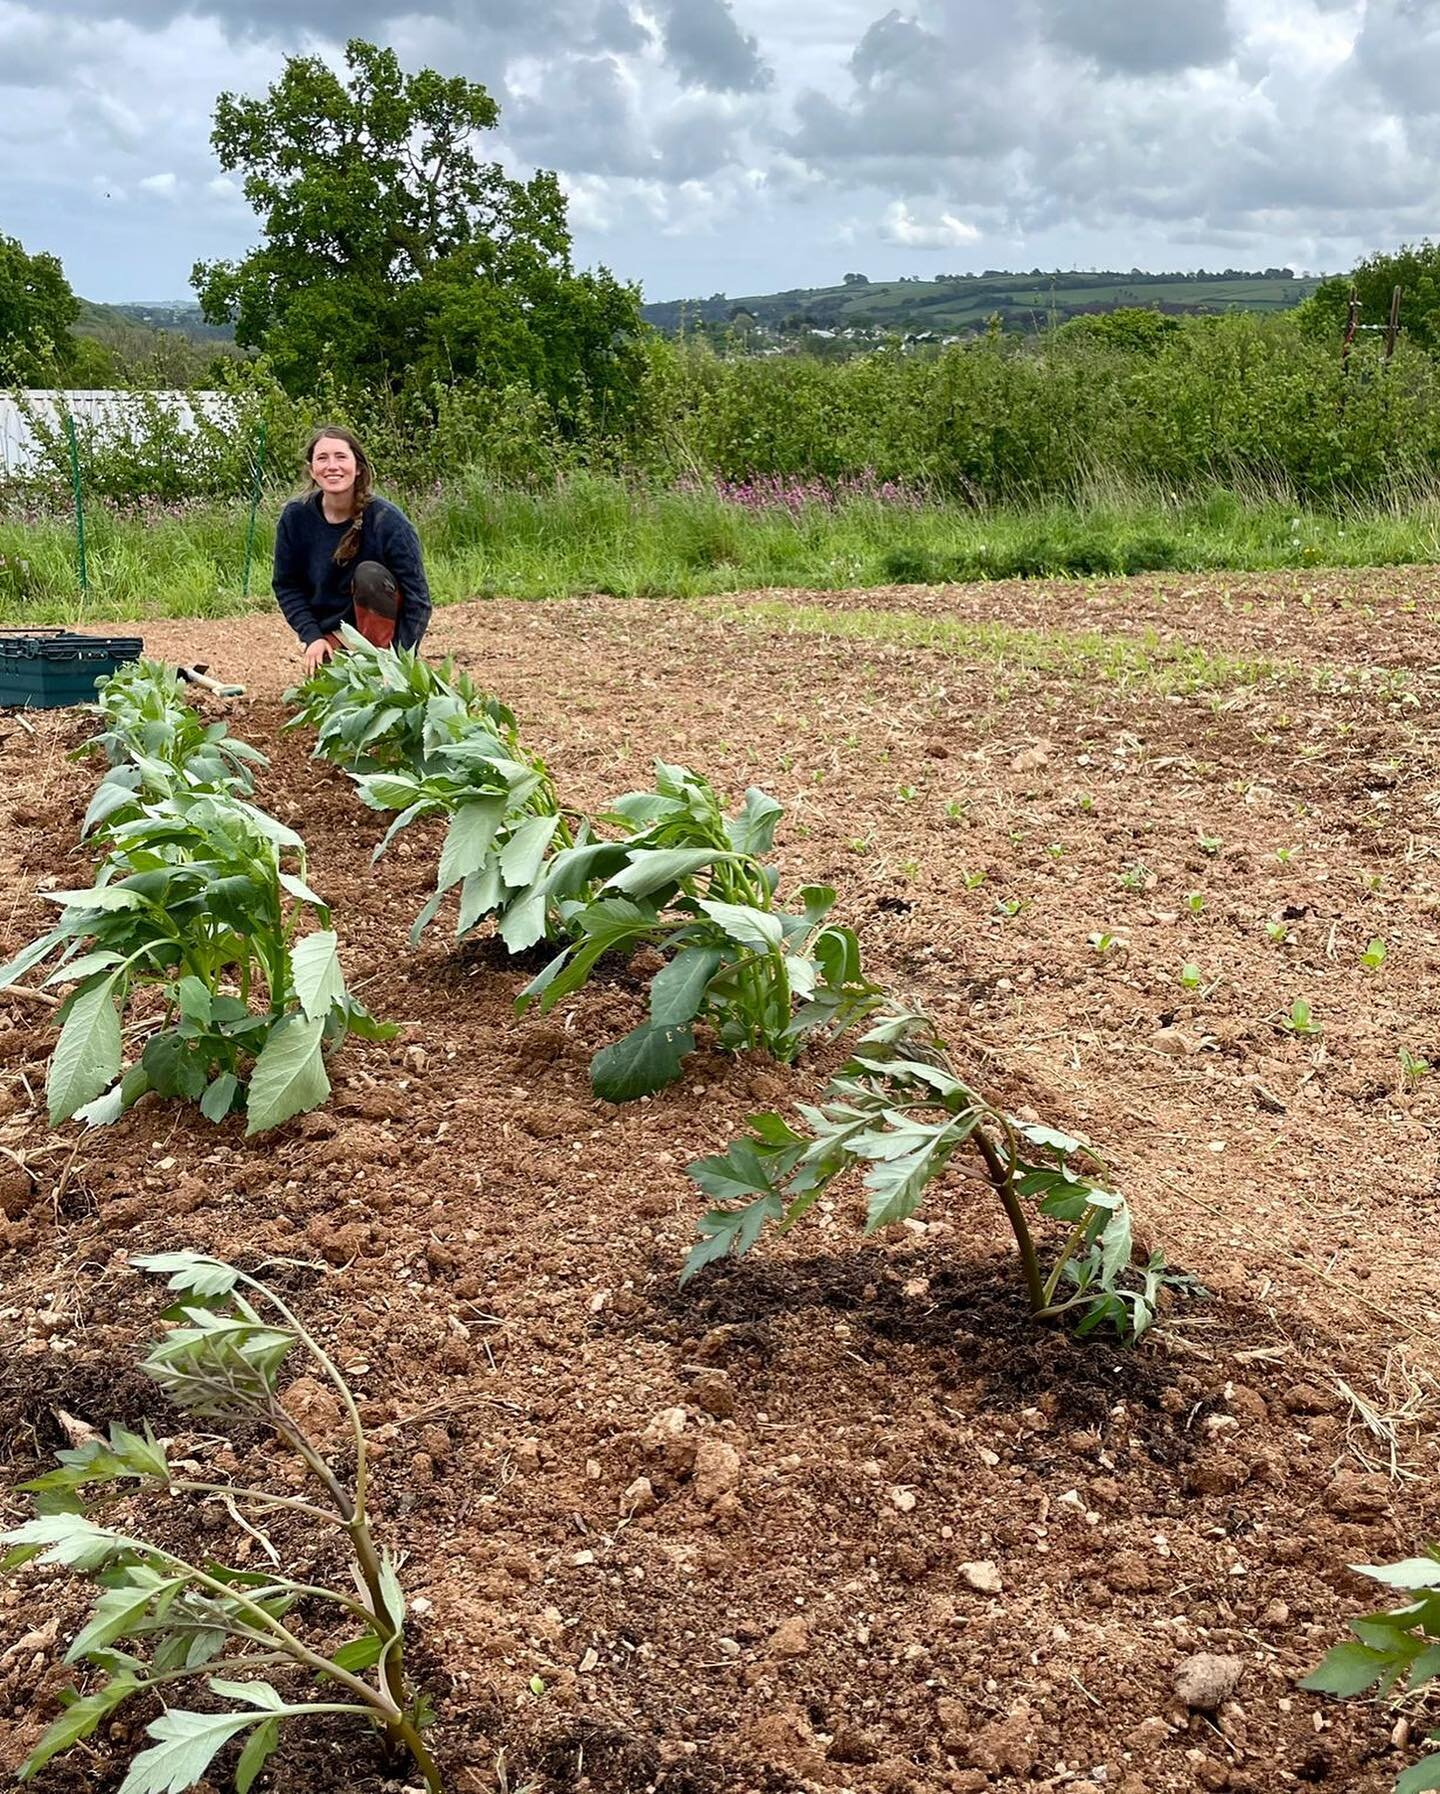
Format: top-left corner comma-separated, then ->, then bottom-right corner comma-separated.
1197,833 -> 1222,857
1045,843 -> 1065,861
896,784 -> 918,804
1089,931 -> 1126,956
1118,862 -> 1150,892
995,895 -> 1026,918
1185,891 -> 1205,914
684,1007 -> 1195,1341
1265,919 -> 1292,944
1076,793 -> 1094,813
1179,962 -> 1203,992
943,799 -> 968,821
2,1253 -> 441,1793
961,869 -> 988,890
1275,845 -> 1297,865
1360,937 -> 1387,971
1281,998 -> 1321,1036
1399,1048 -> 1430,1088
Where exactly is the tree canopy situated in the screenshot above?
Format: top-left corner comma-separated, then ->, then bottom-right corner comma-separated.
0,234 -> 80,383
1305,241 -> 1440,353
193,38 -> 645,421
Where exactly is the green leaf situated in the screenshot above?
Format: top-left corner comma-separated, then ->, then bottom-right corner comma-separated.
606,848 -> 725,899
132,1251 -> 240,1297
118,1708 -> 261,1794
377,1550 -> 407,1630
649,947 -> 724,1026
456,861 -> 504,936
278,870 -> 328,912
695,899 -> 784,952
1299,1641 -> 1393,1696
681,1193 -> 784,1285
43,886 -> 148,914
438,799 -> 505,892
500,814 -> 559,887
67,1580 -> 180,1664
1398,1754 -> 1440,1794
42,950 -> 125,988
48,973 -> 124,1125
18,1674 -> 141,1782
200,1072 -> 240,1124
290,931 -> 345,1022
332,1633 -> 385,1672
245,1014 -> 329,1135
0,927 -> 64,989
176,977 -> 212,1026
725,788 -> 784,858
2,1513 -> 126,1572
234,1719 -> 281,1794
498,887 -> 548,954
591,1022 -> 695,1103
207,1679 -> 286,1711
1353,1558 -> 1440,1590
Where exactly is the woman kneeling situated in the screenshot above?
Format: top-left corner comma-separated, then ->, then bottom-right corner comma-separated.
274,424 -> 433,675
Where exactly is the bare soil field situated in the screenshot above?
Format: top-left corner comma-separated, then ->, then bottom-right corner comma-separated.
2,569 -> 1439,1794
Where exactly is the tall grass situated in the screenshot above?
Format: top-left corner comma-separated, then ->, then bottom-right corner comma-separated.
3,470 -> 1438,626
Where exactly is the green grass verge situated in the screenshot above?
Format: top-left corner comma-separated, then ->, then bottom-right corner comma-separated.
2,472 -> 1438,626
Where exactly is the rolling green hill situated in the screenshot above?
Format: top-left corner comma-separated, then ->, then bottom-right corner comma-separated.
642,268 -> 1321,339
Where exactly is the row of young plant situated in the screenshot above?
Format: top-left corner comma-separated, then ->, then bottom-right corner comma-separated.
0,659 -> 390,1134
290,629 -> 1187,1343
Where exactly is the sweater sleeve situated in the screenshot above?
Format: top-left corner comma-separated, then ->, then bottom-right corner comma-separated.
272,503 -> 324,646
380,506 -> 433,650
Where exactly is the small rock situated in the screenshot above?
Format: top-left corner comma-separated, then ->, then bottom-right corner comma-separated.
640,1405 -> 695,1474
1323,1471 -> 1391,1521
1174,1653 -> 1244,1712
1125,1718 -> 1171,1757
960,1559 -> 1003,1594
693,1437 -> 743,1507
766,1615 -> 810,1660
1282,1382 -> 1337,1415
827,1726 -> 880,1766
889,1485 -> 917,1514
621,1476 -> 657,1515
1152,1027 -> 1193,1057
1011,744 -> 1050,773
691,1370 -> 735,1418
279,1374 -> 343,1442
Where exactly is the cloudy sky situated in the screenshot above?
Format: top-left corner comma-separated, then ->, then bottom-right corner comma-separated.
2,0 -> 1436,305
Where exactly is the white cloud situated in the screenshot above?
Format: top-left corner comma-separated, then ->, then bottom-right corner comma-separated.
880,201 -> 981,250
3,0 -> 1440,305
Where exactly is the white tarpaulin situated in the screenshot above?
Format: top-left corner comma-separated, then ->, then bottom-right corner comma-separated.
0,391 -> 234,475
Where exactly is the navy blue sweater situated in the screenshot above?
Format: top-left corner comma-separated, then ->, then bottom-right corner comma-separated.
272,492 -> 432,650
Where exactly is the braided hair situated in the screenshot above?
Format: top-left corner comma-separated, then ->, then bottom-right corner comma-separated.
304,424 -> 374,565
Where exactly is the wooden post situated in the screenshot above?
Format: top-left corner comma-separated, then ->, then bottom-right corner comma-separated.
1385,285 -> 1403,361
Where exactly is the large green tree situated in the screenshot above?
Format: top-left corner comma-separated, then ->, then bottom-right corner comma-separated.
1304,241 -> 1440,353
193,38 -> 645,420
0,235 -> 80,383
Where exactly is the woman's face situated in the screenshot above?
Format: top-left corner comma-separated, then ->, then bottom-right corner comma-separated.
310,436 -> 358,498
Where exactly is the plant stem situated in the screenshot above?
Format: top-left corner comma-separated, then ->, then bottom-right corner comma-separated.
970,1119 -> 1046,1315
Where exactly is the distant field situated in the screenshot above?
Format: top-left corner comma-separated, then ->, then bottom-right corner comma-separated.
643,269 -> 1321,336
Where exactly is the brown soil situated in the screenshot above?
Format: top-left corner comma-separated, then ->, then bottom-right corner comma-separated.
2,572 -> 1439,1794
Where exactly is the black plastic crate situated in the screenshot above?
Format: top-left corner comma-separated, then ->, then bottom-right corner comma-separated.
0,631 -> 144,709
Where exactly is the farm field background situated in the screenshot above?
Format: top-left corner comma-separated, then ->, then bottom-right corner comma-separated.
2,571 -> 1439,1793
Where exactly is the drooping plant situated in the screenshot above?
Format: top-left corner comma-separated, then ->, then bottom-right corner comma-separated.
286,625 -> 516,774
2,1252 -> 442,1794
81,659 -> 269,834
519,761 -> 880,1101
353,725 -> 583,953
0,790 -> 392,1132
684,1007 -> 1191,1341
